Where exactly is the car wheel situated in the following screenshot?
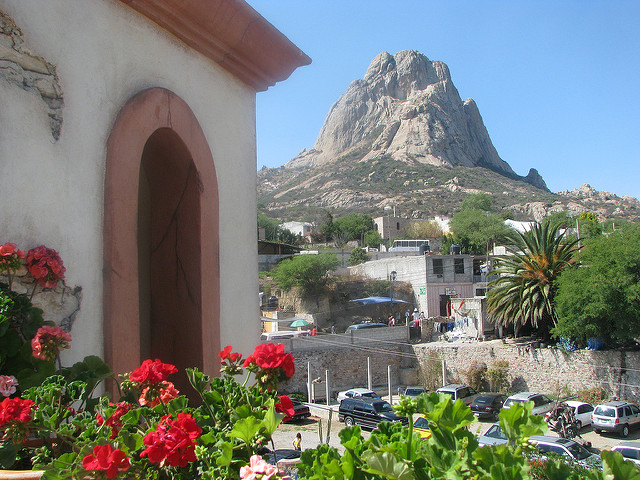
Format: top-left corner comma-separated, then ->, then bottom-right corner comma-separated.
594,428 -> 602,434
344,416 -> 354,427
622,424 -> 630,437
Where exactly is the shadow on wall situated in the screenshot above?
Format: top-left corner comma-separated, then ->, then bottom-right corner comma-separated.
511,376 -> 528,393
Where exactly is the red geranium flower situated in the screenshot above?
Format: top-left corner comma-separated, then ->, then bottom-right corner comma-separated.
218,345 -> 242,363
139,382 -> 179,408
31,325 -> 72,361
140,413 -> 202,467
243,343 -> 295,377
25,245 -> 65,288
0,397 -> 35,428
275,395 -> 296,422
82,444 -> 131,479
129,359 -> 177,384
97,402 -> 134,439
0,243 -> 25,273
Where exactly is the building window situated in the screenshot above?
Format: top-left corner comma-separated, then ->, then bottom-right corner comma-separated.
454,258 -> 464,274
475,288 -> 486,296
433,259 -> 443,275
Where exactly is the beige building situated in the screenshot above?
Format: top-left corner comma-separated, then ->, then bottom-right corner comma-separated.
0,0 -> 309,389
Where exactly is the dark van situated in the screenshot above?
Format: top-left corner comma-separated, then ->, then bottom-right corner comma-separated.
338,397 -> 408,429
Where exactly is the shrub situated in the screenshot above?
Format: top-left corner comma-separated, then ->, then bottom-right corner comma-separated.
462,362 -> 487,392
576,387 -> 608,405
486,360 -> 510,393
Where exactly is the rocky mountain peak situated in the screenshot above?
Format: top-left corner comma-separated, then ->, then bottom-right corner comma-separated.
286,50 -> 542,189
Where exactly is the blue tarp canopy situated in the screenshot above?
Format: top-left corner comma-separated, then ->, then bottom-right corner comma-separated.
350,296 -> 410,305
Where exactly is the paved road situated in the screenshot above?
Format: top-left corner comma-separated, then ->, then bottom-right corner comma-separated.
271,403 -> 640,454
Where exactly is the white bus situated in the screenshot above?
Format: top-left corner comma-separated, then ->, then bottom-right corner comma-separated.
389,239 -> 430,253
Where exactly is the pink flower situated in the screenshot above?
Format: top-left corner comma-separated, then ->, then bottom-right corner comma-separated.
31,325 -> 72,361
239,455 -> 278,480
0,376 -> 18,397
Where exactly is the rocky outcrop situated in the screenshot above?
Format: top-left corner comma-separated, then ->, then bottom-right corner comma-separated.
286,50 -> 541,188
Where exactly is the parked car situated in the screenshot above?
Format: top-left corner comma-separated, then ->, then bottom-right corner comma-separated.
338,397 -> 408,429
282,397 -> 311,423
336,388 -> 381,403
592,401 -> 640,437
544,401 -> 594,429
477,422 -> 508,446
436,384 -> 479,405
345,323 -> 387,333
502,392 -> 555,416
528,435 -> 600,467
470,393 -> 507,421
612,441 -> 640,466
412,415 -> 432,439
402,386 -> 427,398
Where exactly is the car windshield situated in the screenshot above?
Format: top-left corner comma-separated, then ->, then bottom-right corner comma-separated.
406,389 -> 424,396
373,402 -> 393,413
361,392 -> 379,398
413,417 -> 430,429
594,406 -> 616,417
439,391 -> 454,398
566,442 -> 592,460
474,396 -> 494,404
485,425 -> 508,440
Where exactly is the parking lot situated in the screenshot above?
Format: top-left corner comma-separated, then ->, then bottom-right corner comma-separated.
271,402 -> 640,454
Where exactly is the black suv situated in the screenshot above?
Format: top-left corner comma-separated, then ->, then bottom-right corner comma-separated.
338,397 -> 408,429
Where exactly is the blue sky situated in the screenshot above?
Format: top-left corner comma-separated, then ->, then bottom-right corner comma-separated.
249,1 -> 640,200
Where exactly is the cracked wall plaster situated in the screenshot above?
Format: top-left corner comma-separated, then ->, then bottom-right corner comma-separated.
0,9 -> 64,140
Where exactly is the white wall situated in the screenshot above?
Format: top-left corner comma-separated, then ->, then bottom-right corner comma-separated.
0,0 -> 259,364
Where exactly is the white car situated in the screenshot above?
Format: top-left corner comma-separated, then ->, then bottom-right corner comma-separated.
564,401 -> 594,429
336,388 -> 381,403
503,392 -> 555,416
436,384 -> 479,405
612,441 -> 640,466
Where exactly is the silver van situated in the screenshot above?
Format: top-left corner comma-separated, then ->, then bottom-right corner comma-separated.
592,401 -> 640,437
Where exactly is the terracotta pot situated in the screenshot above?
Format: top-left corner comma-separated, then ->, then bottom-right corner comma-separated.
0,471 -> 44,480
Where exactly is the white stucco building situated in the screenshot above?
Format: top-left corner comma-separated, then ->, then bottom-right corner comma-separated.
0,0 -> 309,389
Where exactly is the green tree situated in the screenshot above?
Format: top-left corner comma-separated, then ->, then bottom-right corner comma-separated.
333,213 -> 374,243
542,211 -> 574,230
577,211 -> 602,238
460,192 -> 492,212
487,222 -> 578,339
445,193 -> 512,254
347,247 -> 370,266
405,220 -> 443,239
257,214 -> 299,244
553,223 -> 640,345
364,230 -> 383,249
317,210 -> 334,242
272,253 -> 340,295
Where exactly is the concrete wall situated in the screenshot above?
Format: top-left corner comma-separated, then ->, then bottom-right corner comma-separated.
0,1 -> 258,367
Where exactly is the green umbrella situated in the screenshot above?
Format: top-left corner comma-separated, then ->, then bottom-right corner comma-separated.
289,318 -> 312,328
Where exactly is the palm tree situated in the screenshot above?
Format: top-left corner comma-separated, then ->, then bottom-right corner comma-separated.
486,222 -> 578,339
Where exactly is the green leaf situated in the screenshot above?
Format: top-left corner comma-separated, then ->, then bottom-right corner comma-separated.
602,450 -> 640,480
215,441 -> 234,467
362,451 -> 414,480
0,441 -> 19,469
120,431 -> 144,453
229,417 -> 262,444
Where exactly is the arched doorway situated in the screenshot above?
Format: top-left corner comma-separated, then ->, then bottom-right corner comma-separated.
104,88 -> 220,394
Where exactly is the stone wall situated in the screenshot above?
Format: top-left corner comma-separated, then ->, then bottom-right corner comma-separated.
279,337 -> 640,404
279,344 -> 415,401
414,340 -> 640,403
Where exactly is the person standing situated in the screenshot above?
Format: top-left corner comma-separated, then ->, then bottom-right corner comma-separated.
293,432 -> 302,451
